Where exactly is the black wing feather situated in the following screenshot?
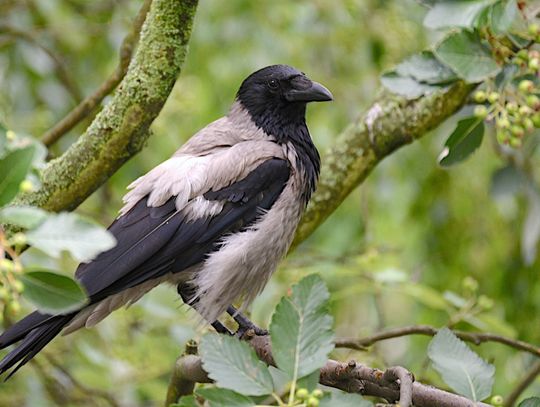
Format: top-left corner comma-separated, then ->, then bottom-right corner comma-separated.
79,158 -> 290,302
0,158 -> 290,378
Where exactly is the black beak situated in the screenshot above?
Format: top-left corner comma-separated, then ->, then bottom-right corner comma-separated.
285,80 -> 333,103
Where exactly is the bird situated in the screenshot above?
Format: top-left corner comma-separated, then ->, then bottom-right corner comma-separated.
0,64 -> 332,378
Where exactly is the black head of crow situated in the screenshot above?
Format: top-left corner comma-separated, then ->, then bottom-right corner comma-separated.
0,64 -> 332,378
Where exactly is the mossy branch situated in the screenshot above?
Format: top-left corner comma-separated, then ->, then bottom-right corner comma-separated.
40,0 -> 153,147
293,82 -> 474,246
12,0 -> 198,212
11,0 -> 470,247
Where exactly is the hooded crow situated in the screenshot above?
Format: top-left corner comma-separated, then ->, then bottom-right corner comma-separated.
0,64 -> 332,377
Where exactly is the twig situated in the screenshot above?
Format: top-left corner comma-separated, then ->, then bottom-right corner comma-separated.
166,335 -> 490,407
0,24 -> 82,102
40,0 -> 153,147
383,366 -> 414,407
44,353 -> 120,407
504,360 -> 540,407
10,0 -> 198,218
31,356 -> 119,407
334,325 -> 540,358
165,340 -> 202,407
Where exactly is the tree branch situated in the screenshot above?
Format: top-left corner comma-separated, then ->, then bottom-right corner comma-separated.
165,335 -> 491,407
165,340 -> 202,406
293,82 -> 473,246
40,0 -> 153,147
11,0 -> 198,212
504,360 -> 540,407
334,325 -> 540,358
6,15 -> 472,243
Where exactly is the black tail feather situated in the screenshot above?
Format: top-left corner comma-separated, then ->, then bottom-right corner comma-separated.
0,311 -> 53,348
0,314 -> 73,379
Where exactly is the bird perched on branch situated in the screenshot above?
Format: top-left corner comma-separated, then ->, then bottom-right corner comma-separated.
0,64 -> 332,378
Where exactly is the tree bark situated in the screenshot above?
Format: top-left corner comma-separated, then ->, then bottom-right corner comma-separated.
12,0 -> 198,212
166,335 -> 491,407
293,82 -> 473,246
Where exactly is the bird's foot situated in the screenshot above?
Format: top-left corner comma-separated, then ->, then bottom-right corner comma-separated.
209,306 -> 268,337
227,306 -> 268,338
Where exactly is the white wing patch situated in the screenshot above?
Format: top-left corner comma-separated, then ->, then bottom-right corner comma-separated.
119,140 -> 286,216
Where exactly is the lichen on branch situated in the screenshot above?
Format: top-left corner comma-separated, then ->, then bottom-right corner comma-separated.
12,0 -> 199,212
293,82 -> 473,246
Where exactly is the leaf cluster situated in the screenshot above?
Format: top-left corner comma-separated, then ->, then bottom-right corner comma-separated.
0,125 -> 115,316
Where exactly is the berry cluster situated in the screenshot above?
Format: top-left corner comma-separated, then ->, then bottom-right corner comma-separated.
0,229 -> 27,322
0,258 -> 23,323
473,53 -> 540,148
295,388 -> 324,407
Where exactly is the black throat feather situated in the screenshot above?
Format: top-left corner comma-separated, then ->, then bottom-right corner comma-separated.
238,98 -> 320,205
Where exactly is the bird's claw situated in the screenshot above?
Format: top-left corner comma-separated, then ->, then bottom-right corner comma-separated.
227,305 -> 268,337
235,324 -> 268,339
209,306 -> 269,337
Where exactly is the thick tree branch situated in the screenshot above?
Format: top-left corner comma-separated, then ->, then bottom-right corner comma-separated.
11,0 -> 198,212
335,325 -> 540,358
293,82 -> 473,246
165,335 -> 490,407
40,0 -> 153,147
8,22 -> 471,244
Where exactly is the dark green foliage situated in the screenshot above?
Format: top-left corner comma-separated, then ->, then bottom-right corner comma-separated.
20,270 -> 87,314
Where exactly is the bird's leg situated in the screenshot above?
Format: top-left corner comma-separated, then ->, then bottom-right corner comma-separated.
177,284 -> 233,335
210,320 -> 233,335
227,305 -> 268,337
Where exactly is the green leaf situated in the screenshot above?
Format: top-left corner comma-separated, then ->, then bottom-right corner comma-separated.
424,1 -> 493,29
381,72 -> 441,99
494,64 -> 519,90
270,274 -> 334,381
199,334 -> 274,396
508,33 -> 530,48
439,117 -> 484,167
489,0 -> 521,34
464,314 -> 517,338
196,388 -> 254,407
417,0 -> 437,6
522,188 -> 540,265
435,30 -> 501,83
395,51 -> 457,85
26,212 -> 117,262
490,165 -> 526,198
428,327 -> 495,401
297,370 -> 320,392
381,51 -> 457,99
319,391 -> 373,407
268,366 -> 289,394
0,146 -> 35,207
20,270 -> 88,314
519,397 -> 540,407
171,395 -> 200,407
0,124 -> 6,157
0,205 -> 47,229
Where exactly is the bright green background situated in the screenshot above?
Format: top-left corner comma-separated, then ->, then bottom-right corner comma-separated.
0,0 -> 538,405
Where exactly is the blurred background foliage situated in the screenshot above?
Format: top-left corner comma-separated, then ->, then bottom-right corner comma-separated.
0,0 -> 538,405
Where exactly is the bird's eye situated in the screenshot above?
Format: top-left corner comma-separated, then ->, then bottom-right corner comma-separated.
267,79 -> 279,89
